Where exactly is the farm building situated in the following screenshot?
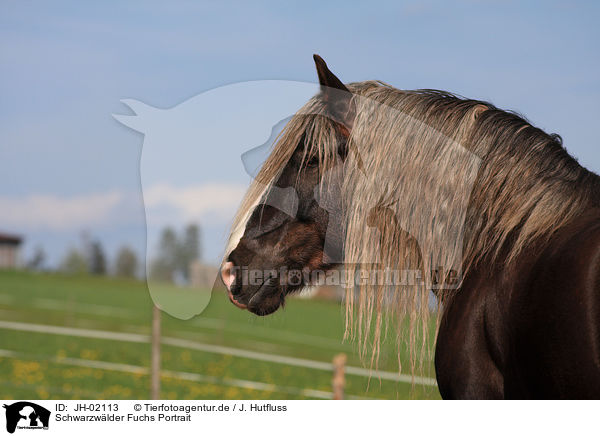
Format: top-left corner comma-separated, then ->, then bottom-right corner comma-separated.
189,260 -> 220,289
0,233 -> 22,269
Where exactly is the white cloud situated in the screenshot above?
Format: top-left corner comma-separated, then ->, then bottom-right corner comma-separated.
0,182 -> 248,235
0,192 -> 123,231
143,182 -> 247,223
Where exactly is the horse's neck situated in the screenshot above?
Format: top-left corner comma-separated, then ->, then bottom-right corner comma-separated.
463,141 -> 600,272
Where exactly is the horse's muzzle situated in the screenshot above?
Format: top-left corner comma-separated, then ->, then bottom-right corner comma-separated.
221,261 -> 284,316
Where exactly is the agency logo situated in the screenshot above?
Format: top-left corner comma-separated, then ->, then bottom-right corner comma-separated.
3,402 -> 50,434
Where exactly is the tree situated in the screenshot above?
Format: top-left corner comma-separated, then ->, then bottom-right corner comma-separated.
60,248 -> 88,275
115,246 -> 138,278
27,245 -> 46,271
88,240 -> 107,275
150,224 -> 202,283
150,227 -> 178,281
177,223 -> 201,280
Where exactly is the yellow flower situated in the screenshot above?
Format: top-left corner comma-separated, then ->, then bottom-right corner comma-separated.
80,349 -> 99,360
36,387 -> 49,399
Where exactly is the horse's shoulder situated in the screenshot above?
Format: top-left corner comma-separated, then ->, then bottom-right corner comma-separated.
541,209 -> 600,278
521,208 -> 600,328
499,209 -> 600,397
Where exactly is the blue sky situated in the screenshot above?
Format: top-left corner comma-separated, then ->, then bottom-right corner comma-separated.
1,0 -> 599,268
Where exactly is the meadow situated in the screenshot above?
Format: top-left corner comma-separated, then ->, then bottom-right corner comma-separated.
0,270 -> 440,400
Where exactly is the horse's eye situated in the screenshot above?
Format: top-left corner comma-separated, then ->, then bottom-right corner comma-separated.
306,156 -> 319,168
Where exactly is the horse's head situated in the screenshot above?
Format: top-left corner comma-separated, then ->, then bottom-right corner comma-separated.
221,55 -> 355,315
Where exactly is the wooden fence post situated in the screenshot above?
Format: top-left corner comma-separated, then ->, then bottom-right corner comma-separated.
332,353 -> 347,400
151,304 -> 161,400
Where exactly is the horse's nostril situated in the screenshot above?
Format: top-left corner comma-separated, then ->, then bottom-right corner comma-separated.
221,261 -> 235,291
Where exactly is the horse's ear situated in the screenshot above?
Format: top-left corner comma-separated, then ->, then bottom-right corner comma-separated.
314,54 -> 348,93
313,54 -> 354,135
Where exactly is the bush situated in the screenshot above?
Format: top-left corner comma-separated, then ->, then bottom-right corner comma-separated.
115,246 -> 139,278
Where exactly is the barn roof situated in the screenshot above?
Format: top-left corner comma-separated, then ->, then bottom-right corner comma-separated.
0,233 -> 22,245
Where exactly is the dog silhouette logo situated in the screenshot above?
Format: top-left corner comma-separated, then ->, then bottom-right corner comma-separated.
3,402 -> 50,433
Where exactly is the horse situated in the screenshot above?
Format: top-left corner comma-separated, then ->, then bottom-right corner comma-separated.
220,55 -> 600,399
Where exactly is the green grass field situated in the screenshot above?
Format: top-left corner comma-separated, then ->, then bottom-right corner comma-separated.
0,270 -> 440,400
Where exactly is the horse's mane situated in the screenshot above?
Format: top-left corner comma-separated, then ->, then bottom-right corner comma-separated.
226,80 -> 600,378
